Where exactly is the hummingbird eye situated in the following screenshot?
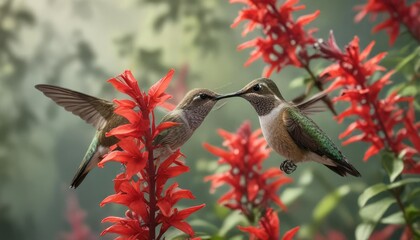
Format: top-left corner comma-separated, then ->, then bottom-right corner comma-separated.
253,84 -> 262,91
199,93 -> 208,100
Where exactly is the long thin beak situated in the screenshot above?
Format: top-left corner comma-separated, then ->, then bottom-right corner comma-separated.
215,90 -> 244,100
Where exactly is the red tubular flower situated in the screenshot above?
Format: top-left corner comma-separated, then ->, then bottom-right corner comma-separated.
319,32 -> 420,173
204,121 -> 292,223
239,208 -> 300,240
99,70 -> 204,239
231,0 -> 319,76
355,0 -> 420,44
59,193 -> 97,240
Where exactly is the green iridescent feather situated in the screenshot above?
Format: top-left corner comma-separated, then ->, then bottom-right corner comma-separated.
285,107 -> 344,162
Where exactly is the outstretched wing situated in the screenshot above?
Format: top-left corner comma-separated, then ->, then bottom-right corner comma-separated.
295,90 -> 328,115
35,84 -> 114,130
283,107 -> 361,176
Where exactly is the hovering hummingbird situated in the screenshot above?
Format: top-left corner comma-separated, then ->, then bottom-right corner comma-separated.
35,85 -> 221,188
217,78 -> 361,177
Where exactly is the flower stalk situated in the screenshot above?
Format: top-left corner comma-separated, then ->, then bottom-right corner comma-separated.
319,32 -> 420,238
98,70 -> 204,239
205,121 -> 297,238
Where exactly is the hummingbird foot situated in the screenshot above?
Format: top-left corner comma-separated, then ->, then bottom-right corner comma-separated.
280,160 -> 297,174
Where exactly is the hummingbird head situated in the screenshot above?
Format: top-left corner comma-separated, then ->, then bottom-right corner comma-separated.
177,88 -> 220,110
216,78 -> 285,116
176,88 -> 221,129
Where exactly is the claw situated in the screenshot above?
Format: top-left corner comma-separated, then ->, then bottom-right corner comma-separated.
280,160 -> 297,174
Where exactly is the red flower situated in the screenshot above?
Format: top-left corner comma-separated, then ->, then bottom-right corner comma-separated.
319,32 -> 420,173
204,121 -> 292,220
59,193 -> 97,240
239,208 -> 300,240
231,0 -> 319,76
355,0 -> 420,44
99,70 -> 204,239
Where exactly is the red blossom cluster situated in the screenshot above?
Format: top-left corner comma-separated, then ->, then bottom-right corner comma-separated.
59,193 -> 97,240
204,121 -> 295,237
355,0 -> 420,45
239,208 -> 300,240
98,70 -> 204,239
231,0 -> 319,76
319,32 -> 420,172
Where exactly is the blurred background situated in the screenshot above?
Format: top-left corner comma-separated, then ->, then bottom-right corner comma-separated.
0,0 -> 410,239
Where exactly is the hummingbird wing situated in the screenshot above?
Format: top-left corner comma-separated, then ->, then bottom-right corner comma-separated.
283,107 -> 361,177
153,110 -> 191,149
35,84 -> 114,130
294,90 -> 328,115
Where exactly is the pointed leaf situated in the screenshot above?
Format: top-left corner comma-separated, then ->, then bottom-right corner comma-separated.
313,185 -> 351,222
356,198 -> 396,240
381,151 -> 404,183
356,223 -> 376,240
219,211 -> 247,237
359,197 -> 395,223
358,183 -> 388,208
380,211 -> 405,225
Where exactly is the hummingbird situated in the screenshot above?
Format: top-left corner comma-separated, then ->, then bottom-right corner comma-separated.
217,78 -> 361,177
35,84 -> 222,188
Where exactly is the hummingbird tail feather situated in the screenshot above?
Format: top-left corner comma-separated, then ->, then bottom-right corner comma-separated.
325,160 -> 361,177
70,135 -> 107,188
71,171 -> 89,189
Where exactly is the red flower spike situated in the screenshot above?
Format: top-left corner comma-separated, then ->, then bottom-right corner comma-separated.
205,121 -> 292,223
231,0 -> 320,76
100,70 -> 204,239
239,209 -> 299,240
320,32 -> 420,173
355,0 -> 420,44
59,193 -> 97,240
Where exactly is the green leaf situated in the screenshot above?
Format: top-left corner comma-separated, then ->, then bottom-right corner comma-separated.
400,85 -> 418,96
189,219 -> 219,233
281,187 -> 304,206
214,204 -> 230,220
381,151 -> 404,182
359,178 -> 420,207
313,185 -> 351,222
357,198 -> 396,240
407,188 -> 420,202
358,183 -> 388,207
218,211 -> 246,237
298,169 -> 314,185
394,48 -> 418,72
356,223 -> 376,240
359,197 -> 395,222
380,211 -> 405,224
388,178 -> 420,189
171,232 -> 214,240
405,205 -> 420,222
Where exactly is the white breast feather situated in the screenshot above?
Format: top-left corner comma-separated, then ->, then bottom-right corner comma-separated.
258,104 -> 284,145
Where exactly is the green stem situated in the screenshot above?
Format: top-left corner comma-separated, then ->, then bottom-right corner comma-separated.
390,187 -> 420,238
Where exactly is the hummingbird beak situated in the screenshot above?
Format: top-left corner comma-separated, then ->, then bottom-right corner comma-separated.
215,90 -> 244,100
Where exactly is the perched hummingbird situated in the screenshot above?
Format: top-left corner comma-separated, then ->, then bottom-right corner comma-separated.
35,84 -> 221,188
217,78 -> 361,177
